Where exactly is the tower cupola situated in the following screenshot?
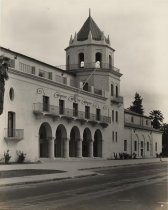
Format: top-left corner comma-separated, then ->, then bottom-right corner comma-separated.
65,10 -> 115,70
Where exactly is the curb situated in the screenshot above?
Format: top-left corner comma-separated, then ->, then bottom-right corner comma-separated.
0,173 -> 98,187
79,159 -> 165,171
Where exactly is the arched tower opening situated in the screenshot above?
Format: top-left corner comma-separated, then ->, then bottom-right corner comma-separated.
95,52 -> 102,68
67,55 -> 70,70
78,53 -> 84,68
109,55 -> 112,68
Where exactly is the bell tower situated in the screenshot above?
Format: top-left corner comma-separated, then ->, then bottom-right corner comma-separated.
65,10 -> 115,70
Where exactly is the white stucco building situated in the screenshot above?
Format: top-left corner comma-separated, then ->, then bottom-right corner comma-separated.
0,13 -> 162,161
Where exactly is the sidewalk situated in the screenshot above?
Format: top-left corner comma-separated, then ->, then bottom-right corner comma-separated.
0,158 -> 167,187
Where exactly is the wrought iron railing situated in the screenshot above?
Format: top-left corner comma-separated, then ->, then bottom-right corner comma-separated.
100,116 -> 111,124
124,122 -> 159,131
94,88 -> 102,96
56,62 -> 120,73
111,96 -> 123,104
55,75 -> 67,85
4,129 -> 24,140
33,103 -> 111,124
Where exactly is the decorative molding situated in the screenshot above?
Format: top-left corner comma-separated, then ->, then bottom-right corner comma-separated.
37,88 -> 45,95
9,68 -> 107,100
54,92 -> 67,99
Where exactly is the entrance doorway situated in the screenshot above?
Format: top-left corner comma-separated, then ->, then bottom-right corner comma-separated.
82,128 -> 91,157
69,126 -> 80,157
39,122 -> 52,158
55,124 -> 67,157
94,129 -> 102,157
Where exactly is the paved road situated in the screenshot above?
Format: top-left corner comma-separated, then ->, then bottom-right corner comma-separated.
0,162 -> 167,210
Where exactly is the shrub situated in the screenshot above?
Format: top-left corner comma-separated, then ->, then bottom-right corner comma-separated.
16,151 -> 26,163
4,150 -> 11,164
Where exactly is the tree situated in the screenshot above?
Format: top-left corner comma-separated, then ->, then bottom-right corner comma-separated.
0,56 -> 10,115
129,92 -> 144,115
149,110 -> 164,129
161,123 -> 168,156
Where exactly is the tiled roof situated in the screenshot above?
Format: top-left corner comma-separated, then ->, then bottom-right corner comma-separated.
77,16 -> 103,41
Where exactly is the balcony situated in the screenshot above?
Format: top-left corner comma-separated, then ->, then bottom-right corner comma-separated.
111,96 -> 123,104
60,108 -> 73,120
75,111 -> 87,123
4,129 -> 24,141
124,122 -> 160,132
99,116 -> 111,128
33,103 -> 60,118
56,62 -> 120,73
94,88 -> 104,96
33,103 -> 111,127
88,114 -> 98,125
33,103 -> 76,121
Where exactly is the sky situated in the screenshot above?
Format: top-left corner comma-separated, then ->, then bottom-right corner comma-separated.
0,0 -> 168,122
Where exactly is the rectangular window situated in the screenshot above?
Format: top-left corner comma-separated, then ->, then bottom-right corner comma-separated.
155,142 -> 157,152
96,108 -> 101,121
134,141 -> 137,151
9,59 -> 15,69
111,84 -> 114,96
73,103 -> 78,117
48,72 -> 52,80
112,131 -> 114,142
31,66 -> 36,75
8,112 -> 15,137
141,141 -> 144,148
147,142 -> 150,151
39,70 -> 45,78
43,96 -> 49,112
112,110 -> 114,123
59,99 -> 64,115
131,116 -> 134,123
115,132 -> 118,142
116,111 -> 118,123
63,77 -> 67,84
85,106 -> 90,119
124,140 -> 127,151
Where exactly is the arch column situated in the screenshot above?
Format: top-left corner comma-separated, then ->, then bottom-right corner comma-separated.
89,139 -> 93,158
48,137 -> 55,159
77,139 -> 82,158
64,138 -> 70,158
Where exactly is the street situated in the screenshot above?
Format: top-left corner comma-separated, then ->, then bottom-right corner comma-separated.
0,162 -> 167,210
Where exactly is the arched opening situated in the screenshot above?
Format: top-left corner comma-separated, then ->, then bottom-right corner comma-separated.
82,128 -> 91,157
67,55 -> 70,70
95,52 -> 102,68
116,86 -> 118,97
69,126 -> 80,157
83,82 -> 89,91
78,53 -> 84,68
55,124 -> 67,157
39,122 -> 52,158
109,55 -> 112,69
94,129 -> 102,157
